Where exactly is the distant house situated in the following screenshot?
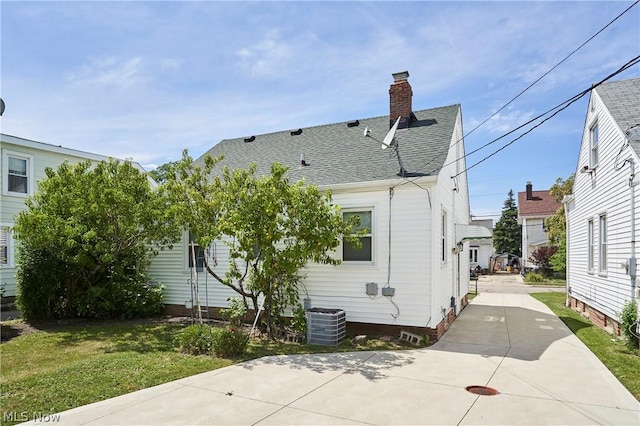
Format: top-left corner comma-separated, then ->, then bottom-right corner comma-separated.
0,133 -> 146,301
150,72 -> 486,340
468,219 -> 493,273
564,77 -> 640,335
517,182 -> 561,270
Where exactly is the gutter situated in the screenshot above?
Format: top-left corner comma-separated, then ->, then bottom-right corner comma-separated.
319,175 -> 437,193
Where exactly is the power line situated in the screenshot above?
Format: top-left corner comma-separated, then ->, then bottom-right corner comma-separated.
453,54 -> 640,178
418,0 -> 639,174
462,0 -> 639,141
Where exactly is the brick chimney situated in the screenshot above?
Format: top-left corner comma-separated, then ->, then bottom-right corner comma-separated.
526,181 -> 533,201
389,71 -> 413,129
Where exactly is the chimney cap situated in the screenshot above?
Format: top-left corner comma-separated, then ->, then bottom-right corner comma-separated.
392,71 -> 410,82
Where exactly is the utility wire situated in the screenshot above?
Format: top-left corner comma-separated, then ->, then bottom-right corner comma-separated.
452,55 -> 640,178
418,0 -> 639,174
463,0 -> 639,141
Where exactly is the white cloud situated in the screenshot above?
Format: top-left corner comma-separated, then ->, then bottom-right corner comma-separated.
235,30 -> 293,78
66,57 -> 148,89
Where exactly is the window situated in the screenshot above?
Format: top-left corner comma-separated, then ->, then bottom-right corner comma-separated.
587,219 -> 594,272
469,247 -> 479,263
441,210 -> 448,263
599,214 -> 607,273
343,210 -> 372,262
0,225 -> 14,267
3,151 -> 33,196
590,122 -> 599,168
187,231 -> 204,272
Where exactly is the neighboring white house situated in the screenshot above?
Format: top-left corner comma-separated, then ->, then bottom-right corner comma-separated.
150,72 -> 482,340
468,219 -> 493,273
0,133 -> 146,300
564,77 -> 640,336
517,182 -> 561,270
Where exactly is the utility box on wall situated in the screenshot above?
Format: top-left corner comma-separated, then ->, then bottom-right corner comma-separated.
307,308 -> 346,346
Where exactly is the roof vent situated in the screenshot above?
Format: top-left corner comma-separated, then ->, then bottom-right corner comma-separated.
291,128 -> 303,136
299,153 -> 309,168
244,136 -> 255,143
347,120 -> 360,128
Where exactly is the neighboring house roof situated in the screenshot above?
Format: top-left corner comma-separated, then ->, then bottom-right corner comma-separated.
517,190 -> 561,217
197,104 -> 460,187
595,78 -> 640,158
1,133 -> 149,175
471,219 -> 493,231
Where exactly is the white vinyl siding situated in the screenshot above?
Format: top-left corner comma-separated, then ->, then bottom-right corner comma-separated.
150,185 -> 435,327
566,86 -> 639,322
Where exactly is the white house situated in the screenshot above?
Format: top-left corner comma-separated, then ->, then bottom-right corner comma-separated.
0,133 -> 146,301
517,181 -> 561,270
150,72 -> 482,340
564,77 -> 640,335
468,219 -> 493,273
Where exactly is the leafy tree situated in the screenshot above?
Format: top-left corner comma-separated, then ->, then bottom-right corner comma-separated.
545,175 -> 574,275
161,151 -> 359,338
148,160 -> 180,184
493,190 -> 522,257
13,159 -> 178,320
529,246 -> 558,278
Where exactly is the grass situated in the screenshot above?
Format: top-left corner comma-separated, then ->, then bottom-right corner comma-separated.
531,292 -> 640,401
0,319 -> 414,425
523,273 -> 566,286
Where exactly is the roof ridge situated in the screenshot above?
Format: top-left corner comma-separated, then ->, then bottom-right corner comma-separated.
220,103 -> 461,143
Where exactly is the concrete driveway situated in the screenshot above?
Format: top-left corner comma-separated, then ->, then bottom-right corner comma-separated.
472,271 -> 567,294
20,292 -> 639,426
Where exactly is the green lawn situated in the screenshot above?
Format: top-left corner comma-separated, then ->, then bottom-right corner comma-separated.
531,292 -> 640,401
0,320 -> 410,425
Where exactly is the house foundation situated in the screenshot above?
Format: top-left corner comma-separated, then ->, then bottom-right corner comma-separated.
568,296 -> 621,336
162,294 -> 468,342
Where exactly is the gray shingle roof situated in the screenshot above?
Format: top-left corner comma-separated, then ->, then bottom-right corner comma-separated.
595,77 -> 640,158
197,104 -> 460,186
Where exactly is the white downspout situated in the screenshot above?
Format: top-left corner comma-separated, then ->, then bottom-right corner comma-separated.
629,158 -> 636,299
628,159 -> 638,339
563,198 -> 571,307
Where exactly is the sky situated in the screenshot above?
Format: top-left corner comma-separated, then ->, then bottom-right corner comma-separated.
1,1 -> 639,220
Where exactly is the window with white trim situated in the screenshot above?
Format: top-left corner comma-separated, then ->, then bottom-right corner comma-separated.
599,214 -> 607,273
469,247 -> 479,263
3,151 -> 34,196
0,225 -> 15,267
590,122 -> 599,168
186,231 -> 204,272
441,209 -> 448,263
587,219 -> 594,272
343,210 -> 372,262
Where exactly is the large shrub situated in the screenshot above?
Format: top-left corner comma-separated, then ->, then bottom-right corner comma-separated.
212,297 -> 250,357
13,159 -> 179,320
177,324 -> 213,355
620,299 -> 639,351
